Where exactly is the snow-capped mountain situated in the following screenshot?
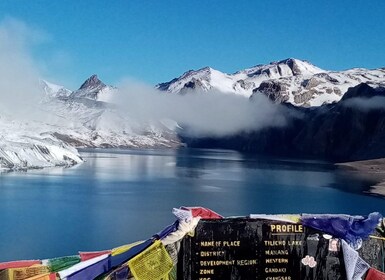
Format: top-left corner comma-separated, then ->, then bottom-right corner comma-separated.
40,75 -> 180,149
3,59 -> 385,170
42,98 -> 179,149
0,115 -> 82,170
70,74 -> 117,102
157,58 -> 385,107
235,58 -> 324,78
40,80 -> 72,99
0,75 -> 181,170
157,67 -> 253,97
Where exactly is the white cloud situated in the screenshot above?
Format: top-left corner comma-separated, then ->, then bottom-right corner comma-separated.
0,17 -> 288,138
0,17 -> 45,119
112,78 -> 287,137
342,96 -> 385,111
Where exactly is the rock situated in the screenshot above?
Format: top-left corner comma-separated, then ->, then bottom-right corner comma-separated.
253,81 -> 290,103
236,79 -> 254,90
304,77 -> 322,89
334,87 -> 342,95
294,91 -> 314,104
79,74 -> 106,91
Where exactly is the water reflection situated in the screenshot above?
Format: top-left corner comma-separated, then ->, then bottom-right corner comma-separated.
0,148 -> 383,262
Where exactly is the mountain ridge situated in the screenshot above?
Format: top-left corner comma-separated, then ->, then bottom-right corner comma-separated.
3,59 -> 385,170
156,58 -> 385,107
181,83 -> 385,161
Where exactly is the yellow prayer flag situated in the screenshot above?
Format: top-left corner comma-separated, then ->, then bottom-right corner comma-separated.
24,273 -> 56,280
0,265 -> 50,280
128,240 -> 173,280
111,240 -> 144,256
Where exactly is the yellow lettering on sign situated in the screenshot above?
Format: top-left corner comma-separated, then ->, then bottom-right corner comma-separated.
265,267 -> 287,273
270,224 -> 303,233
199,269 -> 214,275
222,241 -> 240,247
288,240 -> 302,246
200,241 -> 215,247
265,258 -> 289,264
265,249 -> 289,255
236,259 -> 257,266
200,251 -> 225,257
200,260 -> 236,266
264,240 -> 286,246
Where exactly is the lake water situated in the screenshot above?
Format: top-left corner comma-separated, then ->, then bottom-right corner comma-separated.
0,148 -> 384,262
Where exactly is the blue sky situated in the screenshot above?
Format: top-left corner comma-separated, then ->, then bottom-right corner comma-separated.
0,0 -> 384,88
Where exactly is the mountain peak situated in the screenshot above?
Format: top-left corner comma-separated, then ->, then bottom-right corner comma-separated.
200,66 -> 213,72
70,75 -> 115,102
274,58 -> 322,76
157,59 -> 385,106
275,58 -> 311,65
79,74 -> 106,90
277,57 -> 299,64
180,66 -> 213,79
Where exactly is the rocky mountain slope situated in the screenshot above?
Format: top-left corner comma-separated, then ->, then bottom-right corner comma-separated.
40,75 -> 180,148
2,58 -> 385,170
157,58 -> 385,107
0,75 -> 180,170
181,83 -> 385,161
0,116 -> 83,170
69,74 -> 117,102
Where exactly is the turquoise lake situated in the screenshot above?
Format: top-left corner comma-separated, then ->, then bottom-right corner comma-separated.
0,148 -> 384,261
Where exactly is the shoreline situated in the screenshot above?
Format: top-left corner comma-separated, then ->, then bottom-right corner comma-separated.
336,158 -> 385,196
